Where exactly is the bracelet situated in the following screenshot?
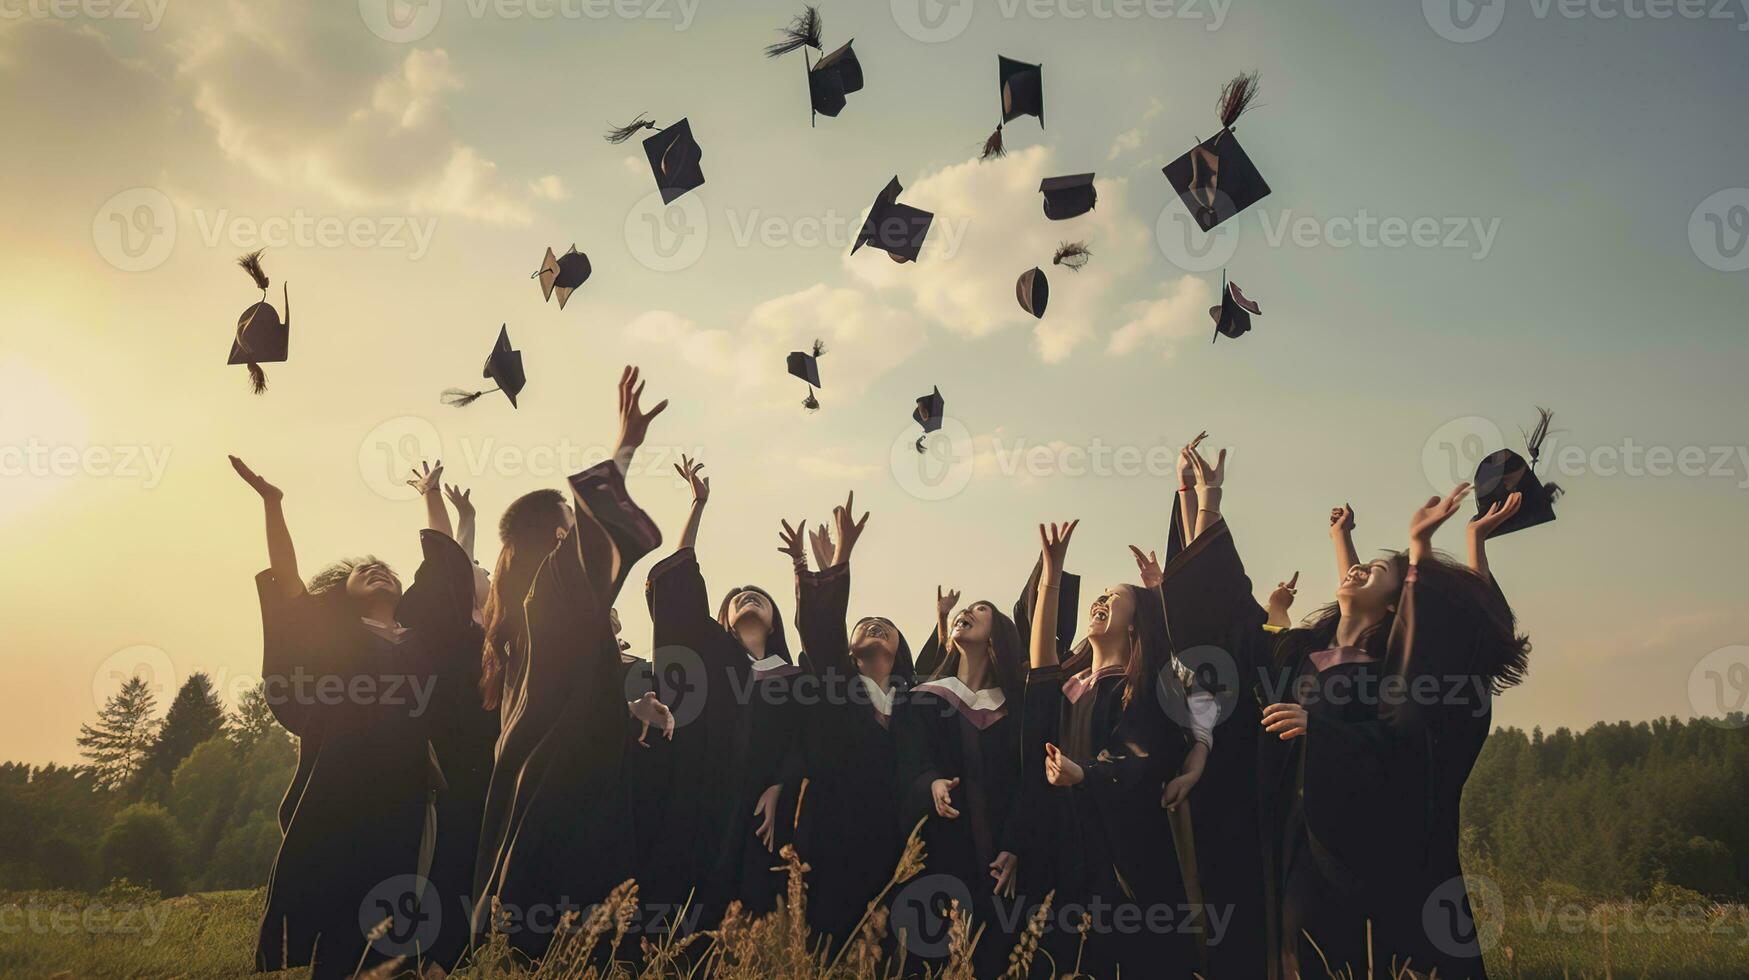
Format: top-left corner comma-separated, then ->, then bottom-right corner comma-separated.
1199,507 -> 1221,515
1041,584 -> 1060,593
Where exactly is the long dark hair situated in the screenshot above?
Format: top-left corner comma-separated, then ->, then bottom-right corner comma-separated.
1285,550 -> 1531,694
715,584 -> 793,664
927,601 -> 1026,706
1061,584 -> 1182,710
479,489 -> 569,710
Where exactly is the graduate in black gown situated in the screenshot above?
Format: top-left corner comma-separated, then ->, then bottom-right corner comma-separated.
470,367 -> 676,960
1023,521 -> 1215,978
231,455 -> 477,979
642,454 -> 802,935
775,493 -> 915,953
893,583 -> 1031,975
1151,440 -> 1529,980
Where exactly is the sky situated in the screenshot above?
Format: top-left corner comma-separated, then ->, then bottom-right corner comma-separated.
2,0 -> 1748,766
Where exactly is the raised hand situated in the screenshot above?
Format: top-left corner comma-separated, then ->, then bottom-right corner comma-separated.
1129,545 -> 1163,590
1037,520 -> 1079,579
613,365 -> 669,470
1268,571 -> 1299,613
808,523 -> 834,572
1188,442 -> 1227,490
228,455 -> 282,503
674,454 -> 709,505
1177,431 -> 1208,488
1410,484 -> 1473,546
406,459 -> 443,496
830,490 -> 870,566
1470,491 -> 1522,540
1330,504 -> 1355,537
777,517 -> 809,571
931,777 -> 961,820
444,483 -> 474,518
936,585 -> 961,621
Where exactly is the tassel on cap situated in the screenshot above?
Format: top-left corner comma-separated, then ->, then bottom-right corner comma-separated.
605,115 -> 659,144
981,124 -> 1006,161
764,6 -> 823,58
1216,71 -> 1260,129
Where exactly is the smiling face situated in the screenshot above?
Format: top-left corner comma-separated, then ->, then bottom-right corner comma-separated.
1336,559 -> 1401,619
1086,585 -> 1137,639
726,588 -> 774,633
345,561 -> 402,604
850,616 -> 899,675
949,601 -> 997,646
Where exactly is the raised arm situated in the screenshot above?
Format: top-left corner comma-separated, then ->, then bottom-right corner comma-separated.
407,459 -> 453,540
1466,492 -> 1522,580
229,456 -> 301,599
1265,571 -> 1299,629
1187,442 -> 1227,540
1029,520 -> 1078,670
1329,504 -> 1359,582
1176,431 -> 1206,547
445,483 -> 477,561
610,364 -> 669,476
673,454 -> 709,551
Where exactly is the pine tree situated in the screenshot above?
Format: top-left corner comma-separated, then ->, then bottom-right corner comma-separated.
77,676 -> 161,791
149,672 -> 227,777
227,682 -> 283,753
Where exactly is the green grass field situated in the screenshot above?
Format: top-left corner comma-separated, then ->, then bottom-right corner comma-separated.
4,883 -> 1748,978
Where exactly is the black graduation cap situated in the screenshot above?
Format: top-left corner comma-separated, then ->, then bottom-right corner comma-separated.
763,7 -> 865,125
787,338 -> 825,411
1040,174 -> 1097,221
535,246 -> 592,310
1472,408 -> 1563,538
606,116 -> 705,204
442,325 -> 525,409
1163,72 -> 1270,232
853,177 -> 933,263
1016,267 -> 1049,319
912,385 -> 943,453
983,55 -> 1043,160
227,250 -> 290,395
1208,272 -> 1261,342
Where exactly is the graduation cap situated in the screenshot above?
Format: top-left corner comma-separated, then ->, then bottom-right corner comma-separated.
983,55 -> 1044,160
1208,272 -> 1261,342
1052,240 -> 1092,271
442,325 -> 525,409
912,385 -> 943,453
1016,267 -> 1049,319
227,250 -> 290,395
1164,72 -> 1270,233
1472,408 -> 1563,538
764,7 -> 864,125
606,115 -> 704,204
787,338 -> 826,411
535,245 -> 592,310
852,177 -> 933,263
1040,174 -> 1097,221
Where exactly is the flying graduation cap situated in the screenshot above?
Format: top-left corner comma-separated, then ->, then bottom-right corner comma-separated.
1208,272 -> 1261,342
912,386 -> 944,453
853,177 -> 933,263
983,55 -> 1043,161
1163,71 -> 1271,232
228,250 -> 290,395
764,6 -> 864,125
787,339 -> 826,411
1016,267 -> 1049,319
442,325 -> 525,409
1472,408 -> 1564,538
1053,240 -> 1092,271
1040,173 -> 1097,220
535,245 -> 592,310
606,115 -> 705,204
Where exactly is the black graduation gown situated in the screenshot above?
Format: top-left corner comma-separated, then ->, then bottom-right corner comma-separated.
788,562 -> 913,950
253,529 -> 475,979
1021,663 -> 1197,977
893,678 -> 1028,975
642,548 -> 801,929
469,461 -> 662,959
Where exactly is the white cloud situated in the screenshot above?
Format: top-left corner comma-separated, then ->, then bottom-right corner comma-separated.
1107,128 -> 1143,160
1106,276 -> 1215,358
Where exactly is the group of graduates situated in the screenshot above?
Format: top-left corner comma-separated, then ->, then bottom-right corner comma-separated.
233,367 -> 1534,980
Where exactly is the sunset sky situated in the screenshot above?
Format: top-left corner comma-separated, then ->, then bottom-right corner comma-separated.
3,0 -> 1748,766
